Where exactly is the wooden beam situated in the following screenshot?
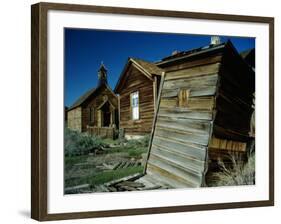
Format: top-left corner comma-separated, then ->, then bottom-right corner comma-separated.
153,76 -> 157,114
144,72 -> 166,173
118,94 -> 120,127
209,136 -> 247,152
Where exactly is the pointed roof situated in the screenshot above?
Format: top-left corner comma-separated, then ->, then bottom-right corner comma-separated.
68,83 -> 116,111
131,58 -> 164,76
98,62 -> 107,72
240,48 -> 255,68
68,87 -> 97,110
114,58 -> 164,93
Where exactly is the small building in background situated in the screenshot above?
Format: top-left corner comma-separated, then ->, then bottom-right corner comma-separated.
64,106 -> 68,123
114,58 -> 163,139
67,64 -> 118,138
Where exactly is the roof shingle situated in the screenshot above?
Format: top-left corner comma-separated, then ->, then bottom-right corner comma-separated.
131,58 -> 164,76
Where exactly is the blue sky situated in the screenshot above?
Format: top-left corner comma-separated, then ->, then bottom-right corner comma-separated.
64,28 -> 255,107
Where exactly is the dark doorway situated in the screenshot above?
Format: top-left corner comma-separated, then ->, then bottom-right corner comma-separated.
102,102 -> 111,127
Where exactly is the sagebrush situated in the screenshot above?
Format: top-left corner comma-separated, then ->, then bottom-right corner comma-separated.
120,134 -> 150,148
64,128 -> 108,157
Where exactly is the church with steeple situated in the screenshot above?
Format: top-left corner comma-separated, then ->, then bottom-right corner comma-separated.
67,63 -> 118,138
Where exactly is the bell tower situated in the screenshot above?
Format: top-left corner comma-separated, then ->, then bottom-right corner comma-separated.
210,36 -> 221,45
98,62 -> 108,86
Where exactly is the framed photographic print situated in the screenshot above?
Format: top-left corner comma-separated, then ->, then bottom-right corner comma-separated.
31,2 -> 274,221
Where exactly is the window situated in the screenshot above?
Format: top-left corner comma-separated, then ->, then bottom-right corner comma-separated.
131,91 -> 139,120
89,108 -> 94,122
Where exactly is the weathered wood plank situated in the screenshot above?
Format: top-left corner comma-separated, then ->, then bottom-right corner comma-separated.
149,152 -> 203,180
164,73 -> 218,89
160,96 -> 215,110
157,116 -> 211,134
138,173 -> 173,189
135,176 -> 160,189
147,156 -> 202,187
154,126 -> 210,146
209,136 -> 247,152
161,86 -> 217,98
146,169 -> 187,188
150,144 -> 205,172
104,173 -> 144,187
158,108 -> 213,120
165,63 -> 221,81
152,136 -> 207,161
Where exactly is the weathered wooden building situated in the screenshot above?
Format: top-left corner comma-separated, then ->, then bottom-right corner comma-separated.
114,58 -> 163,138
67,64 -> 118,138
136,40 -> 255,188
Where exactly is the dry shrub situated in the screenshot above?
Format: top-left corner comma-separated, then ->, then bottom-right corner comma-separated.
209,153 -> 255,187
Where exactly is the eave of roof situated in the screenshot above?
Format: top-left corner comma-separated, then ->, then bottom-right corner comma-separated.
131,58 -> 164,76
114,58 -> 164,93
68,87 -> 97,111
155,42 -> 226,66
68,83 -> 115,111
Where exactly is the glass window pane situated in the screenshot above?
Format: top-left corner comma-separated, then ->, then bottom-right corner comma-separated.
131,91 -> 139,120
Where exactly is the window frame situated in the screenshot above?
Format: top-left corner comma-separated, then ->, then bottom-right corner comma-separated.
89,107 -> 94,123
130,91 -> 140,120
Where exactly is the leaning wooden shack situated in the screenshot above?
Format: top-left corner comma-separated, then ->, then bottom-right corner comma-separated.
138,40 -> 255,188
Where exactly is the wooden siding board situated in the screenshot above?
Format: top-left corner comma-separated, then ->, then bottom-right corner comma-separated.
147,156 -> 201,187
153,136 -> 207,161
161,86 -> 217,98
209,136 -> 247,152
154,127 -> 210,146
164,63 -> 220,80
158,109 -> 213,120
150,145 -> 205,171
157,116 -> 211,134
160,96 -> 215,111
67,107 -> 82,132
146,169 -> 188,188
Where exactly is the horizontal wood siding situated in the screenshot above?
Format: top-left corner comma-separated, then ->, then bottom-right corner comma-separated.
119,67 -> 155,135
67,107 -> 82,132
214,47 -> 255,140
146,56 -> 221,188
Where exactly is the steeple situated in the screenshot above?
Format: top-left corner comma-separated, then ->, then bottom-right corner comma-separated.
98,62 -> 108,86
210,36 -> 221,45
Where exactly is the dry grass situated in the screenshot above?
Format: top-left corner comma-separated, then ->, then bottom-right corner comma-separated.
208,153 -> 255,187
